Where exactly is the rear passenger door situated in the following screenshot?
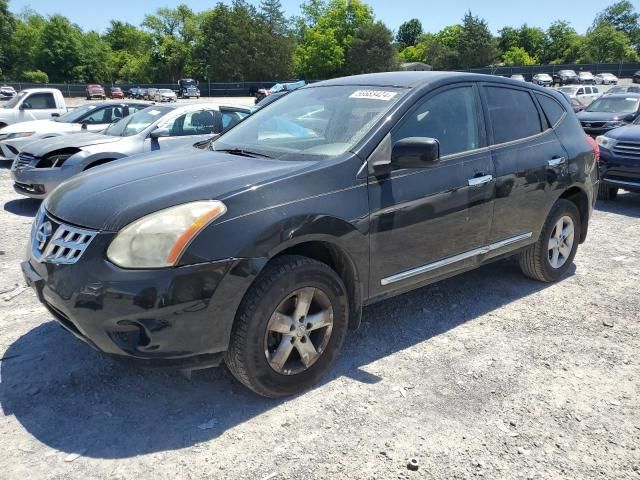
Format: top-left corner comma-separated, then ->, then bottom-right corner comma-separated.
480,84 -> 570,258
369,83 -> 495,296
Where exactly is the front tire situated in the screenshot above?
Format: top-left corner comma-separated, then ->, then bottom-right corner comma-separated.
225,255 -> 349,398
598,183 -> 618,201
518,199 -> 581,283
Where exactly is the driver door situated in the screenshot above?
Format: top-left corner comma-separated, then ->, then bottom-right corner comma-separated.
144,108 -> 218,152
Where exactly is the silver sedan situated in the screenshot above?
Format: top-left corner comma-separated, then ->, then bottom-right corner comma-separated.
11,103 -> 250,198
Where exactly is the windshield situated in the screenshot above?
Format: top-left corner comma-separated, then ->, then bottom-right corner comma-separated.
559,87 -> 578,95
56,104 -> 99,123
559,70 -> 576,75
159,89 -> 173,94
103,106 -> 172,137
216,85 -> 404,160
538,74 -> 551,80
586,97 -> 640,113
4,91 -> 27,108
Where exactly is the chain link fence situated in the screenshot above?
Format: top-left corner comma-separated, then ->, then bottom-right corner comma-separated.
459,62 -> 640,80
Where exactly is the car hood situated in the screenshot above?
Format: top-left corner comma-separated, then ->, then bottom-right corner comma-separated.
46,149 -> 312,231
576,111 -> 628,122
1,119 -> 75,134
20,132 -> 122,156
602,124 -> 640,141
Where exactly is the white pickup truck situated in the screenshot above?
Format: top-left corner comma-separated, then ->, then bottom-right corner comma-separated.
0,88 -> 67,128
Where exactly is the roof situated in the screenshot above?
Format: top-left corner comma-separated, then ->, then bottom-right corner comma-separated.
600,93 -> 640,98
314,71 -> 478,88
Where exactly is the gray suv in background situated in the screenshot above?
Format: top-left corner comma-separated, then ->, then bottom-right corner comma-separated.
11,103 -> 250,198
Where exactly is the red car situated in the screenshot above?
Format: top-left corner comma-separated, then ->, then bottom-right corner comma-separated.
85,84 -> 106,100
109,87 -> 124,99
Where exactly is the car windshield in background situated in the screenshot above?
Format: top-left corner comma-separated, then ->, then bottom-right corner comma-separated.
56,104 -> 99,123
159,89 -> 173,94
559,87 -> 578,95
4,91 -> 27,108
215,85 -> 404,160
103,106 -> 172,137
586,97 -> 640,113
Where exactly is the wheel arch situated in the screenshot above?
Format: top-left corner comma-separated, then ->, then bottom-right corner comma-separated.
558,186 -> 590,243
81,153 -> 127,171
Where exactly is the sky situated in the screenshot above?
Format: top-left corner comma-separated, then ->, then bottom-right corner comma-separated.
7,0 -> 610,34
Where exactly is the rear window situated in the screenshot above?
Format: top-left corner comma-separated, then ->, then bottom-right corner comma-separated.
536,94 -> 566,127
484,86 -> 543,144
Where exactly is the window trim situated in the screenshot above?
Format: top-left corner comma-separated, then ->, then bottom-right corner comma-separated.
389,82 -> 488,164
479,83 -> 548,148
534,93 -> 568,130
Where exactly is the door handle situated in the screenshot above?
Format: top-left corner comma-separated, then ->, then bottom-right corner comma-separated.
548,157 -> 567,167
468,174 -> 493,186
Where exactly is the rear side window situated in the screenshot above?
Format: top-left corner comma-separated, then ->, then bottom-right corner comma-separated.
536,94 -> 566,127
484,87 -> 542,144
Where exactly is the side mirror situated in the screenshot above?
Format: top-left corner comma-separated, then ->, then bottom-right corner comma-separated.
150,127 -> 170,139
623,113 -> 637,123
391,137 -> 440,169
51,112 -> 60,118
19,103 -> 29,110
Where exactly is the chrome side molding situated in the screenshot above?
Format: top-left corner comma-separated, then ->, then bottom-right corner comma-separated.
380,232 -> 532,286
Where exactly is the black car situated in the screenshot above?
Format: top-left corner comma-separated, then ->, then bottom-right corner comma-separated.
576,94 -> 640,137
596,119 -> 640,200
633,70 -> 640,84
554,70 -> 579,86
22,72 -> 598,398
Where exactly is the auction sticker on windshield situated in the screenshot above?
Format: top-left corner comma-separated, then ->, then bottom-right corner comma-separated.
349,90 -> 398,101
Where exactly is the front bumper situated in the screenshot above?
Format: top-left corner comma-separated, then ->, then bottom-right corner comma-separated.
11,163 -> 75,199
599,148 -> 640,192
22,226 -> 260,368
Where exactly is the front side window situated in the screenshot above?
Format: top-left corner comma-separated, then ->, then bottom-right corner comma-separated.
484,86 -> 543,144
392,86 -> 481,156
103,106 -> 173,137
215,85 -> 404,160
23,93 -> 55,109
82,106 -> 124,124
161,109 -> 216,136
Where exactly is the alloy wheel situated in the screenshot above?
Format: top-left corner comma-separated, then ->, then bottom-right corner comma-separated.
548,216 -> 575,269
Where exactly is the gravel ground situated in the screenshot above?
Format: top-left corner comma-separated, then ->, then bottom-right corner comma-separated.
0,163 -> 639,479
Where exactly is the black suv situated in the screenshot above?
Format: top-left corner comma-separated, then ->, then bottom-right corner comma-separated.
554,70 -> 579,86
22,73 -> 598,398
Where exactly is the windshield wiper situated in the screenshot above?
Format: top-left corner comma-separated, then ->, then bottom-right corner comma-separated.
215,147 -> 272,159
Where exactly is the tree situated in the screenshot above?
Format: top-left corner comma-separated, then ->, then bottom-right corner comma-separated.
593,0 -> 639,48
36,15 -> 82,82
260,0 -> 289,36
518,25 -> 547,62
399,43 -> 426,63
502,46 -> 535,66
396,19 -> 422,48
582,23 -> 637,62
0,0 -> 15,78
74,31 -> 114,83
22,70 -> 48,83
346,21 -> 397,74
294,28 -> 344,78
498,26 -> 519,54
457,11 -> 497,68
545,21 -> 582,63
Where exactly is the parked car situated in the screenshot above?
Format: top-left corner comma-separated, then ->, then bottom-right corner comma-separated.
595,116 -> 640,200
594,73 -> 618,85
554,70 -> 579,86
255,80 -> 306,103
0,101 -> 149,161
136,88 -> 147,100
576,93 -> 640,137
251,91 -> 288,112
154,89 -> 177,102
85,84 -> 106,100
0,88 -> 67,129
510,74 -> 526,82
569,97 -> 585,113
578,72 -> 595,84
126,87 -> 141,99
633,70 -> 640,84
177,79 -> 200,99
11,103 -> 250,198
109,87 -> 124,99
20,72 -> 597,398
532,73 -> 553,87
144,88 -> 158,101
0,85 -> 17,100
605,85 -> 640,95
557,85 -> 602,106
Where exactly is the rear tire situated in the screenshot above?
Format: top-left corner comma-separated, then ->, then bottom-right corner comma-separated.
519,199 -> 581,283
597,183 -> 618,201
225,255 -> 349,398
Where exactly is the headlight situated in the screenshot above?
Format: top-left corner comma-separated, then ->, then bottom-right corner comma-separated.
107,201 -> 227,268
596,136 -> 617,150
604,121 -> 626,128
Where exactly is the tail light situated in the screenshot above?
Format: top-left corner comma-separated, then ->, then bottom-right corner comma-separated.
586,135 -> 599,162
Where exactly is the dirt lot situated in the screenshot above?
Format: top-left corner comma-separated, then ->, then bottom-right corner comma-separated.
0,161 -> 638,479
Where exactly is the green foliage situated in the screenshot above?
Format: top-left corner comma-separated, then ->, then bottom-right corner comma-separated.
36,15 -> 82,82
545,21 -> 583,64
457,11 -> 498,68
346,21 -> 397,74
582,22 -> 637,62
396,19 -> 423,48
0,0 -> 15,77
399,43 -> 427,63
22,70 -> 48,83
502,47 -> 536,66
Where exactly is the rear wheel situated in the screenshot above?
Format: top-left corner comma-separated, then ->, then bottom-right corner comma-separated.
598,183 -> 618,201
225,255 -> 349,398
519,199 -> 581,282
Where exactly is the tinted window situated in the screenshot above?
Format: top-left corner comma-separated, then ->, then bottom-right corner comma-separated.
161,109 -> 216,136
24,93 -> 55,109
536,94 -> 566,127
393,86 -> 481,156
220,109 -> 249,131
82,106 -> 124,124
484,87 -> 542,144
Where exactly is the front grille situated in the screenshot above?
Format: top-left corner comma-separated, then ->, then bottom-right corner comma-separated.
31,208 -> 97,265
581,121 -> 606,129
14,152 -> 37,169
612,142 -> 640,158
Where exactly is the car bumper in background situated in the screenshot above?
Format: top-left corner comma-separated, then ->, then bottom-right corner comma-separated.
599,147 -> 640,192
11,164 -> 75,199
